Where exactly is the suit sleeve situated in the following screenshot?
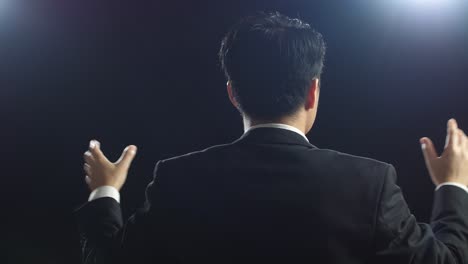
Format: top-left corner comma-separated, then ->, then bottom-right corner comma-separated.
75,197 -> 123,264
373,164 -> 468,263
75,161 -> 174,264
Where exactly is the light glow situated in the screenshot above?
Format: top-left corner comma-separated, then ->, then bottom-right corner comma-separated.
408,0 -> 456,9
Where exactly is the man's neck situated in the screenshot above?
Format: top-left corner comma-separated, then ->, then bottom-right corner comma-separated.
243,116 -> 308,135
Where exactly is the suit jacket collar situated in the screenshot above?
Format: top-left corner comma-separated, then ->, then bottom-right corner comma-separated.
246,123 -> 309,142
235,127 -> 317,148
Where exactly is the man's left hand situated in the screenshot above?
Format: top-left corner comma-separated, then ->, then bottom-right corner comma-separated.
83,140 -> 138,191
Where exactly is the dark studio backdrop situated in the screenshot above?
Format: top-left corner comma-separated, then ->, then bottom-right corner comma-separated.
1,0 -> 468,263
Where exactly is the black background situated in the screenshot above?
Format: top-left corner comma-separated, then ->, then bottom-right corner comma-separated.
2,0 -> 468,263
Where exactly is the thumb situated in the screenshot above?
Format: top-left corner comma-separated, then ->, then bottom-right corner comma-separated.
116,145 -> 138,170
420,137 -> 438,166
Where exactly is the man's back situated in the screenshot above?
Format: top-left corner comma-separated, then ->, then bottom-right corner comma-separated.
100,128 -> 466,263
145,128 -> 385,262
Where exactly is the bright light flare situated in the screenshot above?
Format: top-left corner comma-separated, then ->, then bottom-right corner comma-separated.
408,0 -> 452,7
377,0 -> 464,19
408,0 -> 458,9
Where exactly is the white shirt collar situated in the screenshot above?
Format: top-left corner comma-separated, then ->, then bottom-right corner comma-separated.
245,123 -> 309,142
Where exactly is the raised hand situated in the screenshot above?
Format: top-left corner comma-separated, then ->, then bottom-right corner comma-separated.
83,140 -> 138,191
421,119 -> 468,186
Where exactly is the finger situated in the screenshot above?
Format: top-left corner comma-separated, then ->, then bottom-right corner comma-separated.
89,139 -> 100,150
464,130 -> 468,150
459,129 -> 467,150
459,128 -> 466,139
420,137 -> 438,165
84,151 -> 95,165
448,118 -> 458,130
445,119 -> 459,148
84,163 -> 92,176
89,140 -> 109,163
116,145 -> 138,170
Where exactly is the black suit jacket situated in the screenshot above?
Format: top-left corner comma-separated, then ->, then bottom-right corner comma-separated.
76,128 -> 468,263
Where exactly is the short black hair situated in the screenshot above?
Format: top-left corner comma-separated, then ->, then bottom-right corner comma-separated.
219,12 -> 326,120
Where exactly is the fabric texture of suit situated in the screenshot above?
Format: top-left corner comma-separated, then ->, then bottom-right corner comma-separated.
76,128 -> 468,264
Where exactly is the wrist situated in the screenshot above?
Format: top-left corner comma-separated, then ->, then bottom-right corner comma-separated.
89,179 -> 123,192
88,185 -> 121,203
437,179 -> 468,186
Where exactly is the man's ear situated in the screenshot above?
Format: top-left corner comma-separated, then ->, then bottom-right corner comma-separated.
227,81 -> 239,108
305,79 -> 319,110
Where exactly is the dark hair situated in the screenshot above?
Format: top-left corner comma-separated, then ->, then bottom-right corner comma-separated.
219,12 -> 326,120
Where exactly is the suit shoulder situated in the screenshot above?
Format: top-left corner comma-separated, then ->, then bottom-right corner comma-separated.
313,148 -> 393,171
311,149 -> 395,205
158,142 -> 235,166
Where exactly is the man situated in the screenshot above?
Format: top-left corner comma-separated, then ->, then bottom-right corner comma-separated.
76,12 -> 468,263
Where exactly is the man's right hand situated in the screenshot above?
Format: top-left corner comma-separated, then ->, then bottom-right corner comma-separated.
421,118 -> 468,187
